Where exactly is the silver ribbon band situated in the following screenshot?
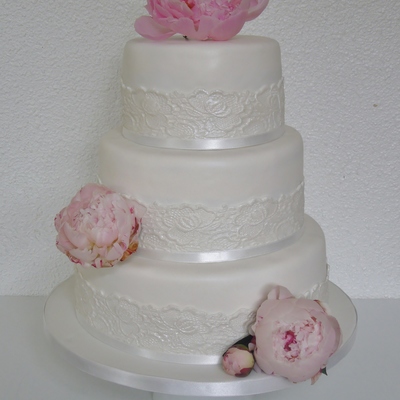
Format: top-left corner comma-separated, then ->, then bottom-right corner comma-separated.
137,227 -> 304,263
122,126 -> 285,150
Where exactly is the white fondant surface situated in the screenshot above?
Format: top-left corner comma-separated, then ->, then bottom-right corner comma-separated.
99,126 -> 303,206
122,36 -> 282,92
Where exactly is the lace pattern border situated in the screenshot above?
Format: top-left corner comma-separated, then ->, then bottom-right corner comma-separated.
122,79 -> 285,141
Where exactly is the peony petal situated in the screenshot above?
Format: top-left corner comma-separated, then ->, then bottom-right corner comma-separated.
74,183 -> 109,204
105,241 -> 125,262
158,0 -> 193,19
246,0 -> 270,21
69,247 -> 97,265
168,16 -> 206,39
208,12 -> 248,41
90,226 -> 119,248
56,227 -> 75,253
267,285 -> 294,300
134,16 -> 175,40
63,222 -> 91,249
144,0 -> 155,16
325,314 -> 342,354
130,199 -> 147,219
54,209 -> 66,230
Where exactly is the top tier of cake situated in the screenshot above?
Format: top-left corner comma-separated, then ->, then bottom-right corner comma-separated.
121,36 -> 285,149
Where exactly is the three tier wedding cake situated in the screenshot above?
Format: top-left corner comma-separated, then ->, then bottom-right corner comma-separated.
54,0 -> 343,385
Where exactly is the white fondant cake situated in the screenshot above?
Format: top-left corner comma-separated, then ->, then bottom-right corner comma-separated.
74,35 -> 329,364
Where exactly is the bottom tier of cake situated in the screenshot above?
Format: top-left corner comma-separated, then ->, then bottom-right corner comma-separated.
74,215 -> 328,365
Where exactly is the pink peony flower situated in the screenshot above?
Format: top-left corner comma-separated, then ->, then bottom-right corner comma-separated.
55,184 -> 146,268
222,344 -> 255,377
251,286 -> 342,383
134,0 -> 270,41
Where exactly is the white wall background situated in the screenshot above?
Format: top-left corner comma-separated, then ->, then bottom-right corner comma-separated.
1,0 -> 399,298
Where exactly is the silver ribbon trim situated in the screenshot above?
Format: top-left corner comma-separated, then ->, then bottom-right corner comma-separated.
122,126 -> 284,150
137,227 -> 305,263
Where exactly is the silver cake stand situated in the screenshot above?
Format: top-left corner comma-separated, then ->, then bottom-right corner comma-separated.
44,277 -> 357,398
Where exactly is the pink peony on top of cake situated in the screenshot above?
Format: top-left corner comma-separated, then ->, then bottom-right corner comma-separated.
55,184 -> 146,268
134,0 -> 270,41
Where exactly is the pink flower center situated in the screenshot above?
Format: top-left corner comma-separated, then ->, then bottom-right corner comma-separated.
283,330 -> 296,352
274,318 -> 323,362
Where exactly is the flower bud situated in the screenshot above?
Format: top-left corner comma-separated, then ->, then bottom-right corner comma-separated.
222,344 -> 255,378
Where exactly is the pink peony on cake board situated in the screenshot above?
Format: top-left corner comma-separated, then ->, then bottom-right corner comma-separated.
43,277 -> 357,398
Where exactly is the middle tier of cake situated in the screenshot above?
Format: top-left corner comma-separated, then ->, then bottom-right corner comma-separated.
99,126 -> 304,257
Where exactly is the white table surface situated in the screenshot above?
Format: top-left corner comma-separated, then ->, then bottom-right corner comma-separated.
1,296 -> 399,400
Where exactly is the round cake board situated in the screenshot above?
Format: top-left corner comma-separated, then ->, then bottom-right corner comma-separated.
43,277 -> 357,398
